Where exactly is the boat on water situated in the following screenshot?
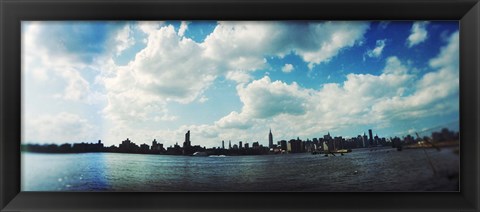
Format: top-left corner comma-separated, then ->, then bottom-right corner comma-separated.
208,155 -> 226,157
312,150 -> 351,154
192,151 -> 208,156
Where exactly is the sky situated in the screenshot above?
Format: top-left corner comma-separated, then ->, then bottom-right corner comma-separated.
21,21 -> 460,148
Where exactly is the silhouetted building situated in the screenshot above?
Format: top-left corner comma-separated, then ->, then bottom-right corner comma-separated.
119,138 -> 140,153
363,133 -> 369,147
222,140 -> 225,149
151,139 -> 164,153
183,130 -> 194,155
183,130 -> 191,148
239,141 -> 243,149
374,134 -> 379,146
279,140 -> 288,151
269,129 -> 273,148
287,139 -> 302,153
140,143 -> 149,153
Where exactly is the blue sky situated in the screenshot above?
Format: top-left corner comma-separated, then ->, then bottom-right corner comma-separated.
22,21 -> 459,148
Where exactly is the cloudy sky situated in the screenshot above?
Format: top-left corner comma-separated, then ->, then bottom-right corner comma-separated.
22,21 -> 459,148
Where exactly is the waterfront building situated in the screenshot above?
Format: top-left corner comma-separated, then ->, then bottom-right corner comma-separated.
252,142 -> 260,149
357,135 -> 364,148
183,130 -> 193,155
222,140 -> 225,149
183,130 -> 191,148
288,139 -> 302,153
279,140 -> 287,151
363,133 -> 369,148
229,140 -> 232,149
239,141 -> 243,149
245,143 -> 249,149
140,143 -> 149,152
334,136 -> 343,150
151,139 -> 164,153
374,134 -> 380,146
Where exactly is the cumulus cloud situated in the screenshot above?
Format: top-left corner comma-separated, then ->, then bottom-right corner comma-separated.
138,21 -> 164,34
282,64 -> 294,73
22,22 -> 96,103
214,76 -> 310,132
215,111 -> 254,130
115,24 -> 135,56
203,21 -> 369,72
365,39 -> 386,59
210,36 -> 458,140
23,112 -> 97,143
178,21 -> 189,37
100,22 -> 369,127
238,77 -> 310,119
374,31 -> 459,119
407,21 -> 429,47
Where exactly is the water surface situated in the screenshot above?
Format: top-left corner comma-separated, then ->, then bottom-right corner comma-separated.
22,147 -> 459,191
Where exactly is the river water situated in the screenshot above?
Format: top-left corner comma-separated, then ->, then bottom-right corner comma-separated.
21,147 -> 459,192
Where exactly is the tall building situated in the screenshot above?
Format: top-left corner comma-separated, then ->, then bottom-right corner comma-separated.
363,133 -> 368,148
229,140 -> 232,149
368,129 -> 373,146
183,130 -> 191,148
239,141 -> 243,149
222,140 -> 225,149
269,129 -> 273,148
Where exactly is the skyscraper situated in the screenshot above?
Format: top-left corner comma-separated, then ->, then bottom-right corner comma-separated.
222,140 -> 225,149
183,130 -> 191,148
269,129 -> 273,148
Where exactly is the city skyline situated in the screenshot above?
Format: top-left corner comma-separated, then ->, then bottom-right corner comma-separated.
22,21 -> 459,148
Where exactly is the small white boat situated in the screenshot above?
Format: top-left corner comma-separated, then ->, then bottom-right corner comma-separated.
208,155 -> 226,157
192,151 -> 208,156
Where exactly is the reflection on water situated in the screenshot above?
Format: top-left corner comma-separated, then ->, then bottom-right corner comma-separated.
21,147 -> 459,191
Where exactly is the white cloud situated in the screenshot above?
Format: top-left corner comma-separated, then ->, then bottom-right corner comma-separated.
208,40 -> 459,141
215,111 -> 254,130
365,39 -> 386,59
225,71 -> 252,84
115,24 -> 135,56
214,76 -> 310,131
297,22 -> 369,68
238,77 -> 310,119
178,21 -> 189,37
23,112 -> 97,143
137,21 -> 164,34
203,21 -> 369,72
282,63 -> 294,73
407,21 -> 429,47
373,31 -> 459,120
198,96 -> 209,103
22,22 -> 96,103
100,21 -> 369,135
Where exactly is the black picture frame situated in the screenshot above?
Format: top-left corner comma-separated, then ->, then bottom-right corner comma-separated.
1,0 -> 479,211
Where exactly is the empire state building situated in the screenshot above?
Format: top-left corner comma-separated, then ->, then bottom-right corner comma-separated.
269,129 -> 273,148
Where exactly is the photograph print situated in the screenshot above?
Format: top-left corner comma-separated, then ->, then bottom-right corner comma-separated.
21,21 -> 460,192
